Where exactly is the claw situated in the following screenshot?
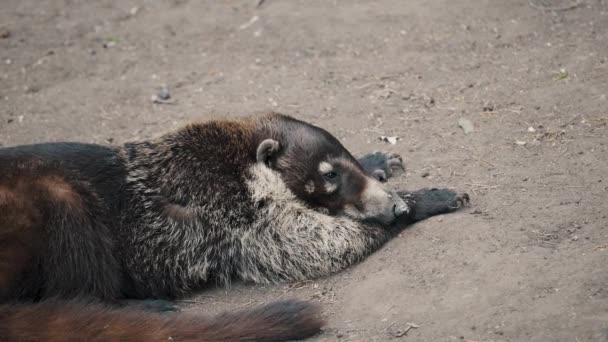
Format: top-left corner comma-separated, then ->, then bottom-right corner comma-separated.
387,152 -> 403,162
372,169 -> 388,182
455,193 -> 471,207
387,157 -> 405,171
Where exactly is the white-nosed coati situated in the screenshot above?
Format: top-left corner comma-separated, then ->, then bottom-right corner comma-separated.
0,112 -> 468,341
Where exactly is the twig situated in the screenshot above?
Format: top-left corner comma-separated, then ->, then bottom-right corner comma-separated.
529,0 -> 583,11
355,82 -> 382,90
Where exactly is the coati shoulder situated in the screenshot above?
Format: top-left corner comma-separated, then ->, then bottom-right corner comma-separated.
0,112 -> 469,341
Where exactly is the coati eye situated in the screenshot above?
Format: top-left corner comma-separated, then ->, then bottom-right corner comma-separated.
323,171 -> 338,180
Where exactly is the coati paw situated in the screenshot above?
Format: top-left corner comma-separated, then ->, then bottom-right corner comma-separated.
452,192 -> 471,209
419,188 -> 470,210
357,151 -> 405,182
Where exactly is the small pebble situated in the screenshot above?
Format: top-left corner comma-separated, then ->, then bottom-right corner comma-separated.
515,140 -> 527,146
528,126 -> 536,133
0,29 -> 10,39
158,85 -> 171,100
458,118 -> 474,134
379,136 -> 399,145
482,102 -> 495,112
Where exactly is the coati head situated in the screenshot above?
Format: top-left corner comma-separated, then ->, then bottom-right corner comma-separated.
255,114 -> 408,225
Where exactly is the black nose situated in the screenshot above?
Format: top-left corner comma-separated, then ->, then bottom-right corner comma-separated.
393,203 -> 406,216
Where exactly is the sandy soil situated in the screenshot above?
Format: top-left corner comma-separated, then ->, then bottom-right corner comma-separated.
1,0 -> 607,341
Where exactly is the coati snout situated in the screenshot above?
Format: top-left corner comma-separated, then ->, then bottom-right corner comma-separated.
255,115 -> 408,224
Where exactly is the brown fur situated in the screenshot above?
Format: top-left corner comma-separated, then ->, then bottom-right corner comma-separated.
37,176 -> 83,209
0,112 -> 466,341
0,180 -> 44,301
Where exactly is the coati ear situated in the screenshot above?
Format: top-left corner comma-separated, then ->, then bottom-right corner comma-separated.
256,139 -> 280,165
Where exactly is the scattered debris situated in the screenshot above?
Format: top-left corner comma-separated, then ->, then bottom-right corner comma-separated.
458,118 -> 474,134
379,136 -> 399,145
151,95 -> 175,104
553,68 -> 569,80
529,0 -> 583,12
150,84 -> 175,104
482,101 -> 495,112
371,87 -> 395,100
102,37 -> 117,48
239,16 -> 259,30
388,322 -> 420,338
0,28 -> 10,39
157,84 -> 171,100
24,85 -> 40,94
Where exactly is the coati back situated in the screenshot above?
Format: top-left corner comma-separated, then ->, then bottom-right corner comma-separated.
0,112 -> 468,341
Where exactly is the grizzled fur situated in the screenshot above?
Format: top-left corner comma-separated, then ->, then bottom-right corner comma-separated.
0,112 -> 468,341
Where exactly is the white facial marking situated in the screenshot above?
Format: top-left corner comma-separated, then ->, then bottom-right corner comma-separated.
319,161 -> 333,174
305,181 -> 315,194
324,182 -> 338,194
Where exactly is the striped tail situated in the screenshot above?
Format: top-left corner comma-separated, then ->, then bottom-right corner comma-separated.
0,299 -> 324,341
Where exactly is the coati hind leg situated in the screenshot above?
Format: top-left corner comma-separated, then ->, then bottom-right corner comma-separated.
358,151 -> 405,182
0,185 -> 43,300
0,161 -> 122,302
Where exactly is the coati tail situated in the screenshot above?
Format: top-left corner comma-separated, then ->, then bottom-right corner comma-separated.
0,300 -> 324,341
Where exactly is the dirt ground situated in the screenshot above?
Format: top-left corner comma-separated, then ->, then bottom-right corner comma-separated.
1,0 -> 607,341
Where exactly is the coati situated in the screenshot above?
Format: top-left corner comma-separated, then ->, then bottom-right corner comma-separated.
0,112 -> 468,341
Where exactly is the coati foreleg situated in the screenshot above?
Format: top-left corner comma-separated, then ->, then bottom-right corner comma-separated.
0,186 -> 42,301
236,164 -> 468,284
396,188 -> 470,224
357,152 -> 469,220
